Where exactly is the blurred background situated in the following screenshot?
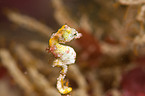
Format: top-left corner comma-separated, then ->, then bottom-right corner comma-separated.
0,0 -> 145,96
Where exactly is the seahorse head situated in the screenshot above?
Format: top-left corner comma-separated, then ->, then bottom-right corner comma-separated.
58,25 -> 82,43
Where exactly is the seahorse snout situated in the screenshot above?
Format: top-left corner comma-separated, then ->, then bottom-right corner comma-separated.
75,33 -> 82,39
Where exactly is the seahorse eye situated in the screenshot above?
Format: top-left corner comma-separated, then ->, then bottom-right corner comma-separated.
74,33 -> 77,35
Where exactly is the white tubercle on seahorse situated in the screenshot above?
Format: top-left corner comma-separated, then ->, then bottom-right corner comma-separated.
48,25 -> 82,94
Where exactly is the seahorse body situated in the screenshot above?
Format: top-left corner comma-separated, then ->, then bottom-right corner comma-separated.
48,25 -> 82,94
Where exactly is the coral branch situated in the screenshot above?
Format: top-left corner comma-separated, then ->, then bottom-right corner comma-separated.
119,0 -> 145,5
13,45 -> 60,96
5,10 -> 54,36
51,0 -> 78,28
0,49 -> 35,95
137,4 -> 145,23
69,65 -> 88,96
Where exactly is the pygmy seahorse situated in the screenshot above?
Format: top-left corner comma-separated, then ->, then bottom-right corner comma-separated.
48,25 -> 82,94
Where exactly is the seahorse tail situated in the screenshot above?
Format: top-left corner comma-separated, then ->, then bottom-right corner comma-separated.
57,74 -> 72,94
53,59 -> 72,94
